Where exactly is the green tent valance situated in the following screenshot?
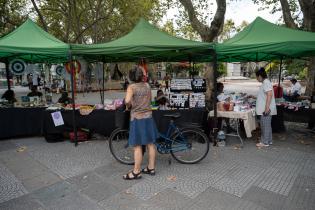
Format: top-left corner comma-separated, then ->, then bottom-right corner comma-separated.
216,17 -> 315,62
71,18 -> 214,62
0,19 -> 70,63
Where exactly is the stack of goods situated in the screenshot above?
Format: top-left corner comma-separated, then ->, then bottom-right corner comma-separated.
170,79 -> 192,92
191,79 -> 206,92
169,93 -> 189,108
189,93 -> 205,108
79,105 -> 94,115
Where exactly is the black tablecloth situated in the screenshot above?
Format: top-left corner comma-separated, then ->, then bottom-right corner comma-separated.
272,106 -> 315,132
0,107 -> 46,140
43,109 -> 208,139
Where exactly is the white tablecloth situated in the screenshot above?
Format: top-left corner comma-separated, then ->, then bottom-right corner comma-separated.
209,109 -> 257,138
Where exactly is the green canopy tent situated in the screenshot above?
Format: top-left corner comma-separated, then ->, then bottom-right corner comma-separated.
216,17 -> 315,99
216,17 -> 315,62
71,18 -> 214,63
0,18 -> 70,63
0,19 -> 80,145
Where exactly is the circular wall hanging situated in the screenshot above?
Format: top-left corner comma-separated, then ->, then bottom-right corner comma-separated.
9,59 -> 26,75
55,65 -> 65,76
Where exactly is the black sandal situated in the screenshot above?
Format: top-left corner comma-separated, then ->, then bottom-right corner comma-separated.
142,167 -> 156,176
123,171 -> 142,180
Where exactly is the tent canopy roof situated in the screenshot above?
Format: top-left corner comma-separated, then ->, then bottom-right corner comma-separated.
0,18 -> 69,63
72,18 -> 214,62
216,17 -> 315,62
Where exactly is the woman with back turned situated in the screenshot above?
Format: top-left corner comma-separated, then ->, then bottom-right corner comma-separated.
123,66 -> 159,180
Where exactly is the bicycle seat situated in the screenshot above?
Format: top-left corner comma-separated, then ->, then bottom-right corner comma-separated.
163,113 -> 181,119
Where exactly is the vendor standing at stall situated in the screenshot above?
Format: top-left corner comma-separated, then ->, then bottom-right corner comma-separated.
255,68 -> 277,147
123,66 -> 159,180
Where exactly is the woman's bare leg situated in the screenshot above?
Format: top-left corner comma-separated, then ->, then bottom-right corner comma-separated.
133,145 -> 143,173
147,144 -> 156,169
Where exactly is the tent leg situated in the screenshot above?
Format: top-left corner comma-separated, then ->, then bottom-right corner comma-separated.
211,50 -> 218,146
69,52 -> 78,147
102,62 -> 105,105
5,59 -> 11,90
277,57 -> 283,97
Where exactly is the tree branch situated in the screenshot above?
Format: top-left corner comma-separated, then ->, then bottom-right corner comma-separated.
31,0 -> 48,31
178,0 -> 226,42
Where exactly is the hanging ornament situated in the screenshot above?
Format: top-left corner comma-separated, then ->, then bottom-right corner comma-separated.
77,58 -> 88,74
25,64 -> 39,74
9,59 -> 26,75
65,60 -> 81,74
55,65 -> 65,77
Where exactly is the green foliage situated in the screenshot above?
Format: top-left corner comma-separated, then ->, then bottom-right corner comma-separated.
218,62 -> 227,77
0,0 -> 29,37
0,0 -> 164,43
285,59 -> 307,76
252,0 -> 303,26
218,19 -> 249,42
298,67 -> 307,80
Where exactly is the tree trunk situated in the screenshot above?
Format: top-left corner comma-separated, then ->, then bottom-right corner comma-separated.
298,0 -> 315,95
179,0 -> 226,107
31,0 -> 48,31
279,0 -> 298,29
306,58 -> 315,96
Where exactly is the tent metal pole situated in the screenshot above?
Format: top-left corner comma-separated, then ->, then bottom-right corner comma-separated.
5,59 -> 11,90
69,51 -> 78,147
211,49 -> 218,146
277,57 -> 283,97
102,61 -> 105,106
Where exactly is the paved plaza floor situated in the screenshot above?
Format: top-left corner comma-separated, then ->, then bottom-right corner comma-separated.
0,122 -> 314,210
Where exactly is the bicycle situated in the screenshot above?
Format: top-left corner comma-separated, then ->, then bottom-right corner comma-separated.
109,113 -> 210,165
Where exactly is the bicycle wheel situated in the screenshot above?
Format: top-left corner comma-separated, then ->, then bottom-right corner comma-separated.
170,129 -> 209,164
109,128 -> 134,165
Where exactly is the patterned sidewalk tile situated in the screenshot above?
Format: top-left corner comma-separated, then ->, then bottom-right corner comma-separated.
0,163 -> 27,203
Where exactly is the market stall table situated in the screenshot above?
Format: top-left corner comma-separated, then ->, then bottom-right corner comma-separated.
0,107 -> 46,140
43,109 -> 208,142
209,109 -> 257,146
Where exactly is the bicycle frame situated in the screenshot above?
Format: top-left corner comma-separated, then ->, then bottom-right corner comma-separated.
156,120 -> 190,154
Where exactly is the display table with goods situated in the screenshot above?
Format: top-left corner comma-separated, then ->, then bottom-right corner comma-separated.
273,99 -> 315,131
208,93 -> 257,146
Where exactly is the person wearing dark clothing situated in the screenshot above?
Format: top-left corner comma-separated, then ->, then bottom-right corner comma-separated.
1,90 -> 17,104
27,86 -> 43,97
58,92 -> 72,105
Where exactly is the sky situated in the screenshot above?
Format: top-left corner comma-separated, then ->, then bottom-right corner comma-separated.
164,0 -> 282,26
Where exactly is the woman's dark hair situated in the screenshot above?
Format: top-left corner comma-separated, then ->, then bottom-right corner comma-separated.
1,90 -> 15,101
255,67 -> 268,79
290,78 -> 297,83
217,82 -> 224,92
129,66 -> 144,83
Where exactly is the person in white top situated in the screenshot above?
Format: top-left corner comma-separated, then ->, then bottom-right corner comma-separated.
284,78 -> 301,102
255,68 -> 277,147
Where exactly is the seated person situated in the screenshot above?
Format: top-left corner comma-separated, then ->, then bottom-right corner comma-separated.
27,86 -> 43,97
1,89 -> 17,104
58,92 -> 72,105
284,78 -> 301,102
155,90 -> 169,110
216,82 -> 234,133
